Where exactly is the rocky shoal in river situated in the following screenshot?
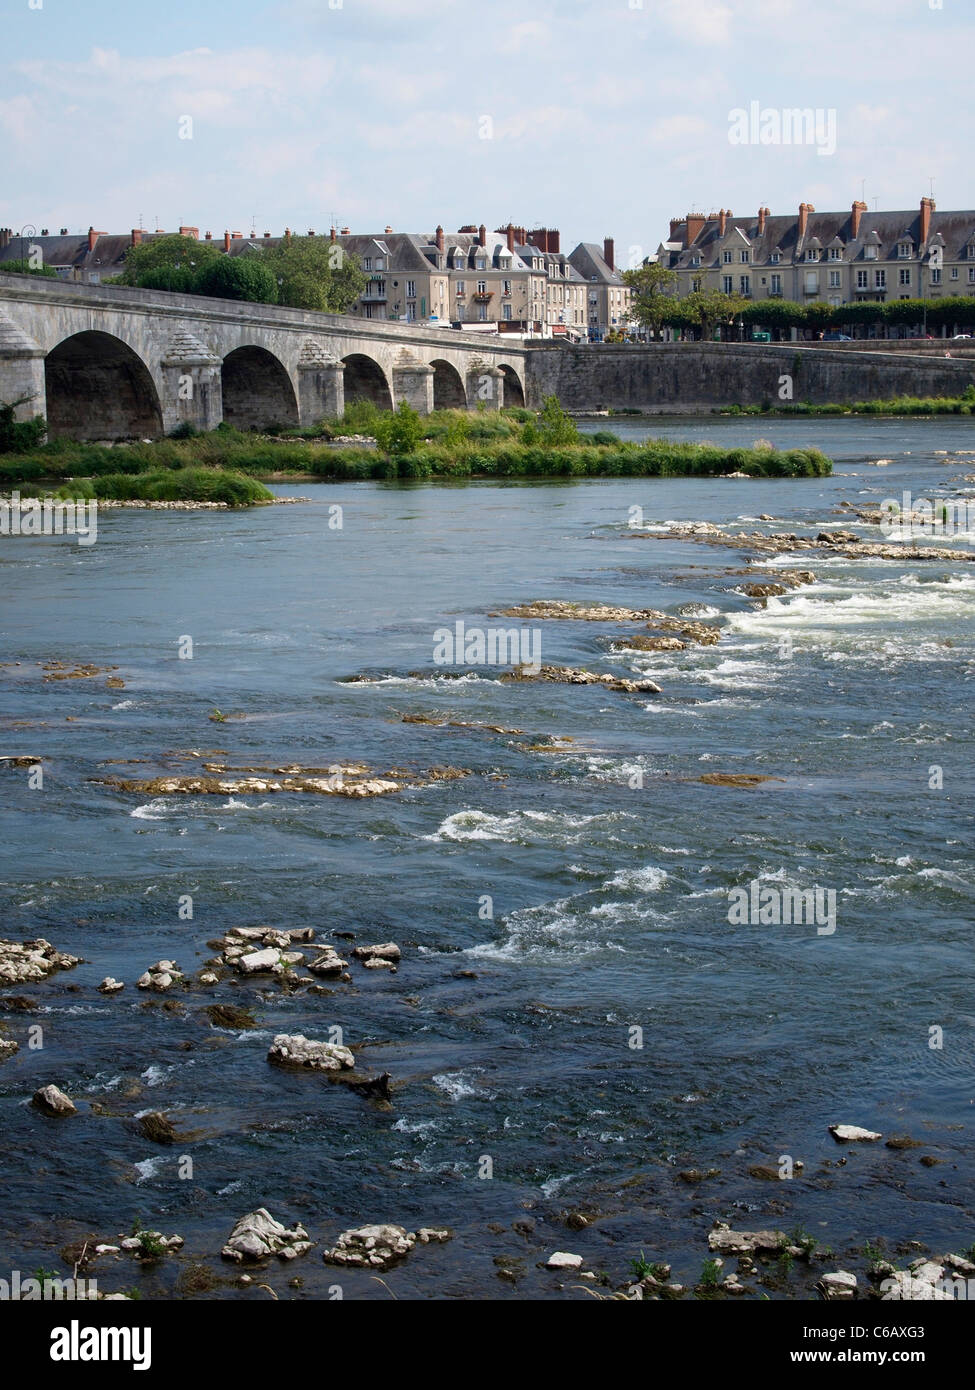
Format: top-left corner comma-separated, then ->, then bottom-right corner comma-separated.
92,760 -> 469,798
627,523 -> 975,563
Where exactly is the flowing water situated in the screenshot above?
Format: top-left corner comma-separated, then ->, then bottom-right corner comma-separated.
1,416 -> 973,1298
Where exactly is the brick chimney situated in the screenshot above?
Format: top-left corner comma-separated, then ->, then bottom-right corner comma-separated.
131,229 -> 144,246
920,196 -> 936,246
685,213 -> 706,246
0,228 -> 10,250
87,227 -> 100,253
757,206 -> 767,235
436,224 -> 445,252
179,225 -> 199,240
223,230 -> 231,252
718,209 -> 727,237
330,226 -> 337,242
384,225 -> 393,234
478,223 -> 487,247
514,226 -> 526,246
798,202 -> 815,239
603,237 -> 614,271
204,231 -> 212,241
851,200 -> 867,240
669,218 -> 682,243
506,224 -> 515,252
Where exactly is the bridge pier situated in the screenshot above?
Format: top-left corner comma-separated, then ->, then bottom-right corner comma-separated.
0,312 -> 46,425
466,361 -> 504,410
392,351 -> 434,415
159,332 -> 223,435
297,342 -> 345,426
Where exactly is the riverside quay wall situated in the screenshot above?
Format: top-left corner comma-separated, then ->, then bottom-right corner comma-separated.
524,341 -> 975,412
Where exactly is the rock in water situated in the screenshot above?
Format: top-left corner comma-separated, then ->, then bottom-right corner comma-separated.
32,1084 -> 77,1116
221,1209 -> 313,1263
267,1034 -> 355,1071
0,938 -> 81,985
322,1224 -> 450,1270
829,1124 -> 881,1142
546,1251 -> 584,1270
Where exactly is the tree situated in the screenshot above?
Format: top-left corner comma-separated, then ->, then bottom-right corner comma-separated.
374,399 -> 423,454
261,237 -> 366,312
532,395 -> 579,445
622,262 -> 678,337
116,232 -> 222,287
195,255 -> 277,303
0,259 -> 57,279
678,290 -> 747,339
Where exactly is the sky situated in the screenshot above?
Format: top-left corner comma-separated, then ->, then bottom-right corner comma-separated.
1,0 -> 971,262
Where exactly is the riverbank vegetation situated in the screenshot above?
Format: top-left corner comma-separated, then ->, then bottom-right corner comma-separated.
721,385 -> 975,417
0,397 -> 833,486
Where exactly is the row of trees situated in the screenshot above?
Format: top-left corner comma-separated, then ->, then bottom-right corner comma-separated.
113,234 -> 366,313
622,264 -> 975,339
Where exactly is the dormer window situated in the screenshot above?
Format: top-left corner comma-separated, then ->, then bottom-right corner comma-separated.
968,244 -> 975,260
865,244 -> 878,260
897,242 -> 912,258
689,255 -> 701,268
828,246 -> 842,261
476,258 -> 486,271
769,251 -> 780,265
740,250 -> 749,264
805,248 -> 819,262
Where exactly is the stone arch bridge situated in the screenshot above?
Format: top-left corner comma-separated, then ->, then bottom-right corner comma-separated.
0,275 -> 529,440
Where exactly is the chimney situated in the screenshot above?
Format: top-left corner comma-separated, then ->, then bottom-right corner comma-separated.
717,209 -> 727,237
131,229 -> 144,246
264,230 -> 271,239
179,225 -> 199,240
920,196 -> 936,246
798,202 -> 814,239
669,217 -> 682,243
340,226 -> 350,235
685,212 -> 706,246
0,228 -> 9,250
231,231 -> 242,239
307,228 -> 315,237
603,237 -> 614,271
549,228 -> 560,254
757,206 -> 767,235
60,228 -> 68,236
204,231 -> 212,241
506,224 -> 515,252
285,228 -> 293,242
478,223 -> 487,247
87,227 -> 99,253
851,200 -> 867,240
330,226 -> 337,242
384,225 -> 394,234
515,226 -> 526,246
436,224 -> 445,252
223,230 -> 231,252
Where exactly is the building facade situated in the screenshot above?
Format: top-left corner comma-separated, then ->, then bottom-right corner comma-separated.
659,199 -> 975,310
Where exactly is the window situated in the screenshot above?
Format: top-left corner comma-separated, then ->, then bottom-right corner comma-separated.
502,303 -> 512,320
503,279 -> 511,295
407,280 -> 416,298
770,273 -> 782,295
692,277 -> 703,292
477,280 -> 486,293
739,275 -> 750,295
931,267 -> 942,284
828,294 -> 841,307
897,242 -> 912,258
375,258 -> 384,271
875,269 -> 886,288
951,268 -> 959,280
364,257 -> 372,270
969,267 -> 975,283
723,250 -> 732,264
405,303 -> 415,321
740,250 -> 749,264
857,270 -> 868,289
690,255 -> 701,268
770,252 -> 780,264
722,275 -> 733,293
805,271 -> 819,293
476,258 -> 486,271
829,247 -> 842,261
806,249 -> 819,262
865,245 -> 877,260
456,280 -> 465,295
829,270 -> 841,288
899,268 -> 911,286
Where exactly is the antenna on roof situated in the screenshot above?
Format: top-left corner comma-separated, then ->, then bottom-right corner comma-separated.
860,179 -> 866,202
929,176 -> 936,198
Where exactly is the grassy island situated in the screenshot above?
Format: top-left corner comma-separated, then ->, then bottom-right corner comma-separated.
0,396 -> 833,497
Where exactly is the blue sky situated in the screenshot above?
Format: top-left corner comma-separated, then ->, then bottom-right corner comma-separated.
2,0 -> 971,259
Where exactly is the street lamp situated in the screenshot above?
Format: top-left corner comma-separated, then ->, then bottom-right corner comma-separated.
18,223 -> 37,272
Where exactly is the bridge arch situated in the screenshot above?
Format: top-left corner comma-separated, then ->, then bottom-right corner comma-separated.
342,353 -> 393,410
44,331 -> 162,441
430,359 -> 467,410
221,346 -> 299,431
498,363 -> 525,408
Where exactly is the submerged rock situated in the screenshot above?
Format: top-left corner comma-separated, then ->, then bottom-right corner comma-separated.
32,1083 -> 77,1116
0,938 -> 81,986
707,1224 -> 786,1255
221,1209 -> 313,1263
267,1034 -> 355,1072
322,1224 -> 450,1270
